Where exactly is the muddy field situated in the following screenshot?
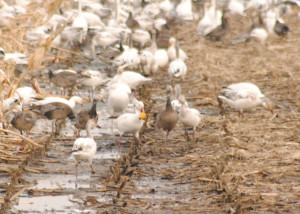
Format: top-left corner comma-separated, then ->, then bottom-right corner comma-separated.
0,1 -> 300,214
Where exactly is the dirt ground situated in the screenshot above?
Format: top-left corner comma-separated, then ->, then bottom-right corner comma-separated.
0,2 -> 300,214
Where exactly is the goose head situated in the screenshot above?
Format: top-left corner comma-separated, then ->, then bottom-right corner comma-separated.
168,37 -> 176,48
69,96 -> 83,106
261,96 -> 274,114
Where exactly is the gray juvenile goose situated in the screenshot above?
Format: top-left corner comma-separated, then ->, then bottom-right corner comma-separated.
156,86 -> 178,140
11,110 -> 38,135
75,99 -> 98,137
31,102 -> 74,135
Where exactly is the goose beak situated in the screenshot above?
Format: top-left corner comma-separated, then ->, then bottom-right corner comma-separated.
139,109 -> 147,120
96,124 -> 101,129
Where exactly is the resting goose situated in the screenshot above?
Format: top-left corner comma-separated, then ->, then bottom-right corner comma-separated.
168,41 -> 187,79
0,48 -> 28,65
218,82 -> 274,117
167,37 -> 188,62
75,99 -> 98,137
156,86 -> 178,140
178,96 -> 202,138
72,119 -> 100,174
115,99 -> 146,147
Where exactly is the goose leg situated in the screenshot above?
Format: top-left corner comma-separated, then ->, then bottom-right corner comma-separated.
90,162 -> 95,174
118,134 -> 122,149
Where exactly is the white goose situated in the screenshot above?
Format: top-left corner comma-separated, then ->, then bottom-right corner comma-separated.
115,99 -> 146,147
108,68 -> 131,118
14,86 -> 37,107
218,82 -> 274,117
171,84 -> 188,113
72,119 -> 100,174
79,70 -> 110,99
228,0 -> 246,16
32,96 -> 83,110
167,37 -> 188,62
113,33 -> 140,70
168,41 -> 187,79
176,0 -> 194,21
71,0 -> 88,44
178,95 -> 202,138
149,30 -> 169,74
0,48 -> 28,65
108,68 -> 152,96
197,0 -> 222,36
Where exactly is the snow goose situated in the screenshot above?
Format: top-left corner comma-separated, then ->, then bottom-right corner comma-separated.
108,68 -> 152,96
126,11 -> 140,31
205,11 -> 230,41
48,69 -> 79,95
228,0 -> 246,16
0,48 -> 28,65
197,1 -> 222,36
13,86 -> 37,107
167,37 -> 188,62
168,41 -> 187,79
75,99 -> 98,137
71,0 -> 88,44
11,110 -> 38,135
178,95 -> 202,138
31,102 -> 75,135
132,29 -> 151,48
171,84 -> 188,113
78,70 -> 110,99
108,68 -> 131,118
114,34 -> 140,70
176,0 -> 194,21
150,30 -> 169,73
218,82 -> 274,117
72,119 -> 100,174
232,13 -> 268,45
32,96 -> 83,110
156,86 -> 178,140
115,99 -> 146,147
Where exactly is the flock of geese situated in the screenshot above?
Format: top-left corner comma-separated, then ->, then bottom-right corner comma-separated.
1,0 -> 297,174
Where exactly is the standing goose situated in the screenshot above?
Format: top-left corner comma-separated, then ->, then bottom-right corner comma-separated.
71,0 -> 88,44
205,10 -> 230,42
75,99 -> 98,137
218,82 -> 274,117
108,68 -> 152,96
156,86 -> 178,140
72,119 -> 100,174
171,84 -> 188,113
115,99 -> 147,147
168,41 -> 187,79
31,102 -> 75,135
167,37 -> 188,62
32,96 -> 83,110
108,67 -> 131,119
11,110 -> 38,135
48,69 -> 79,95
178,95 -> 202,138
